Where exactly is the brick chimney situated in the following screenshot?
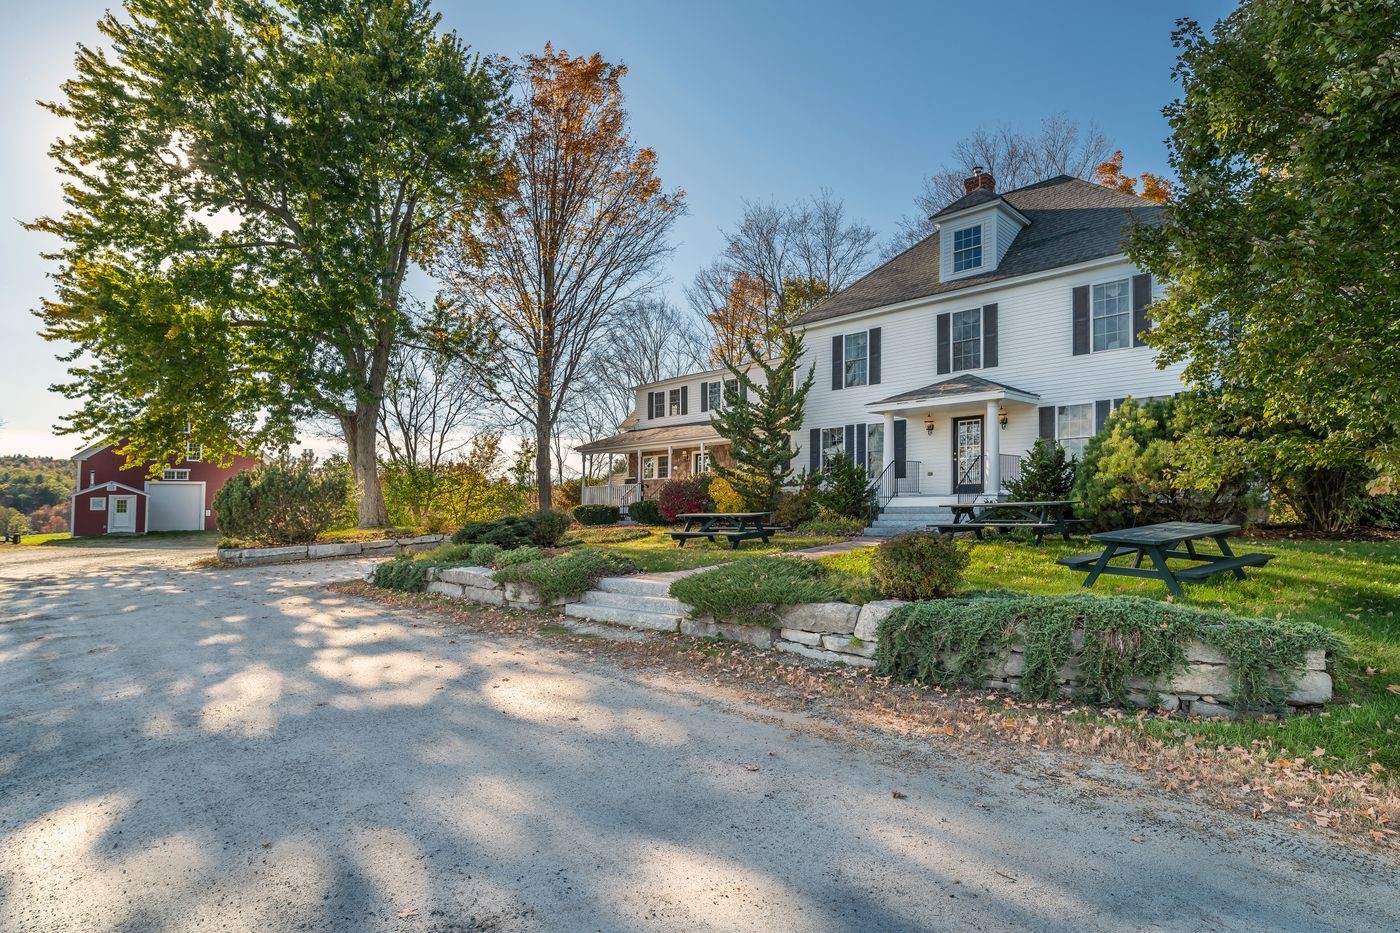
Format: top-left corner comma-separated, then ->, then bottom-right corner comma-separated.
963,166 -> 996,194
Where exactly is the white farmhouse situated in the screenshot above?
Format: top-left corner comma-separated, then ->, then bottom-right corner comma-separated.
581,170 -> 1183,532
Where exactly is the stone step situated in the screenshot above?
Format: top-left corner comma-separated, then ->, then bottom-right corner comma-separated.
562,601 -> 683,632
594,575 -> 680,598
575,589 -> 690,616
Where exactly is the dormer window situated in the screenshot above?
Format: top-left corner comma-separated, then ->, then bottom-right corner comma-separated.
952,225 -> 983,272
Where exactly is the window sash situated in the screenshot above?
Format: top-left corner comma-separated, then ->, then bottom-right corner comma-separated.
1091,279 -> 1131,351
162,469 -> 190,481
668,389 -> 681,416
865,423 -> 884,475
705,382 -> 722,410
1056,403 -> 1094,458
642,454 -> 670,481
843,332 -> 868,387
820,428 -> 845,468
952,226 -> 982,272
90,498 -> 106,511
951,308 -> 981,371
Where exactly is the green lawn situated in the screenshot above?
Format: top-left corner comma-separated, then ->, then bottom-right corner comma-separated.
821,536 -> 1400,774
577,527 -> 841,572
19,529 -> 220,548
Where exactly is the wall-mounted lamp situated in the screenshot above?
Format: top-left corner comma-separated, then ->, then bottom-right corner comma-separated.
998,404 -> 1008,429
924,414 -> 936,436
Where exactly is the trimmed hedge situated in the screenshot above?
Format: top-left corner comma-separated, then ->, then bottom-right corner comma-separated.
492,550 -> 636,603
875,594 -> 1342,711
572,504 -> 621,526
669,557 -> 842,625
628,499 -> 664,525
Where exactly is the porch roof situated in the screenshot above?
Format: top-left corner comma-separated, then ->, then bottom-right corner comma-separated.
575,421 -> 723,455
866,374 -> 1040,412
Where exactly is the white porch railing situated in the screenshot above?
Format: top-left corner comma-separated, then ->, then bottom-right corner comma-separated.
581,483 -> 643,508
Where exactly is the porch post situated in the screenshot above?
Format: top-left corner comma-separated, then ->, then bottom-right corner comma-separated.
882,411 -> 896,474
985,399 -> 1002,498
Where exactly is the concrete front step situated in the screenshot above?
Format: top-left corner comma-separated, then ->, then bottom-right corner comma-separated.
562,601 -> 683,632
574,589 -> 691,616
593,570 -> 703,598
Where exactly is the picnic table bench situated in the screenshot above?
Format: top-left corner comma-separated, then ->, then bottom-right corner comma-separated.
936,500 -> 1082,545
1057,521 -> 1274,597
671,512 -> 774,549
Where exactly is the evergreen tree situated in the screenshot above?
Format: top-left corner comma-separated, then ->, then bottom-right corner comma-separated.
710,332 -> 814,509
1005,439 -> 1076,503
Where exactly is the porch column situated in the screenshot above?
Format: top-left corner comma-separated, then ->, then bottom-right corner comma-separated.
699,440 -> 706,474
985,399 -> 1002,498
882,411 -> 896,474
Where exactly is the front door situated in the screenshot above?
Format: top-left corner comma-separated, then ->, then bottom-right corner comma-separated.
951,416 -> 984,495
108,495 -> 137,534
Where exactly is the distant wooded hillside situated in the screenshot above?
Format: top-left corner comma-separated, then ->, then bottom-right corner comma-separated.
0,455 -> 75,533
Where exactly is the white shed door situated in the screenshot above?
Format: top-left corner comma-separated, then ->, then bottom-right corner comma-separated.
147,483 -> 204,531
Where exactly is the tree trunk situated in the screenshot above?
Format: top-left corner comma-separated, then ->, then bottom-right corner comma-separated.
342,404 -> 390,528
535,386 -> 552,512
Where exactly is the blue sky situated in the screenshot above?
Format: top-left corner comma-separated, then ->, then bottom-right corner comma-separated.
0,0 -> 1233,457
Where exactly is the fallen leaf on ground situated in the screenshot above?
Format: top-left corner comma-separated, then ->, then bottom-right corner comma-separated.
892,790 -> 907,799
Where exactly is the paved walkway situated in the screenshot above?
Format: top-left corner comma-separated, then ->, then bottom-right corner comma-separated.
2,542 -> 1396,931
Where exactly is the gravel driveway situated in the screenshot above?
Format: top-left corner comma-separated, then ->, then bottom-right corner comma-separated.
1,542 -> 1396,932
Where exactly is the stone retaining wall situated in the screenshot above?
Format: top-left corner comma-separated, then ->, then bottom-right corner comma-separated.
402,569 -> 1333,717
218,534 -> 448,565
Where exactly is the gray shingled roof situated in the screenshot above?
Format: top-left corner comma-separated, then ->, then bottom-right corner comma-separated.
793,176 -> 1161,326
575,421 -> 721,455
870,374 -> 1039,406
929,187 -> 1001,219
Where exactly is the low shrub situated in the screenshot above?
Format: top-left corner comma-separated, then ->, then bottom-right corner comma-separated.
214,456 -> 351,545
494,545 -> 543,567
669,557 -> 842,625
530,509 -> 571,547
451,515 -> 537,549
772,489 -> 817,528
469,543 -> 502,566
708,475 -> 746,514
370,557 -> 431,593
870,531 -> 970,600
572,504 -> 621,526
796,516 -> 865,537
412,542 -> 478,564
875,594 -> 1342,711
814,453 -> 873,520
569,526 -> 651,544
627,499 -> 665,525
657,478 -> 711,522
492,550 -> 635,603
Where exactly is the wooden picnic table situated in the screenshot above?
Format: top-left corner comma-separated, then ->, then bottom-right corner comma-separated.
939,499 -> 1081,544
1057,521 -> 1275,597
671,512 -> 774,549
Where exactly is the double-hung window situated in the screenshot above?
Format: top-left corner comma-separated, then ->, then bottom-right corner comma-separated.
704,381 -> 722,410
952,225 -> 982,272
865,424 -> 884,476
844,332 -> 868,387
668,389 -> 681,416
692,450 -> 710,474
951,308 -> 981,371
642,454 -> 670,481
1056,404 -> 1095,459
1092,279 -> 1131,351
820,427 -> 845,469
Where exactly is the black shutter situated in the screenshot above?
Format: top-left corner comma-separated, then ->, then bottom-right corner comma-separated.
681,385 -> 689,416
893,420 -> 907,478
1038,406 -> 1056,440
831,335 -> 844,390
868,328 -> 881,385
844,424 -> 855,460
1132,273 -> 1152,346
982,304 -> 998,368
1114,397 -> 1127,408
936,313 -> 951,374
856,423 -> 867,470
647,392 -> 656,419
809,428 -> 820,473
699,382 -> 709,412
1072,285 -> 1090,356
1095,400 -> 1111,433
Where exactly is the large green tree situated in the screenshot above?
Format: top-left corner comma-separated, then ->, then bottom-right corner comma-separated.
710,331 -> 814,509
1129,1 -> 1400,506
30,0 -> 504,526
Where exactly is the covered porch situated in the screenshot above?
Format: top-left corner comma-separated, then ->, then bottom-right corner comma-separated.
576,423 -> 731,510
865,374 -> 1040,503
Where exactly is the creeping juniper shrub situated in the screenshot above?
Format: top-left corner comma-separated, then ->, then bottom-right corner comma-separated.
668,557 -> 842,625
493,545 -> 543,568
370,557 -> 431,593
875,594 -> 1342,711
492,551 -> 635,603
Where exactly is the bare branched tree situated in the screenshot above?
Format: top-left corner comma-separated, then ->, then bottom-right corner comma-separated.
888,114 -> 1114,255
376,342 -> 479,476
432,46 -> 684,509
687,189 -> 875,359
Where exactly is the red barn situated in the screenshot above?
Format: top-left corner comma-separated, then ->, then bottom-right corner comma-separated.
69,440 -> 260,537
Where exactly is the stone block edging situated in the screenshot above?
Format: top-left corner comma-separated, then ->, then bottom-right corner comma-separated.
218,533 -> 448,566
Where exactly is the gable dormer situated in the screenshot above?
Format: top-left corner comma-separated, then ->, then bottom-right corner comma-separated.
932,169 -> 1030,283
